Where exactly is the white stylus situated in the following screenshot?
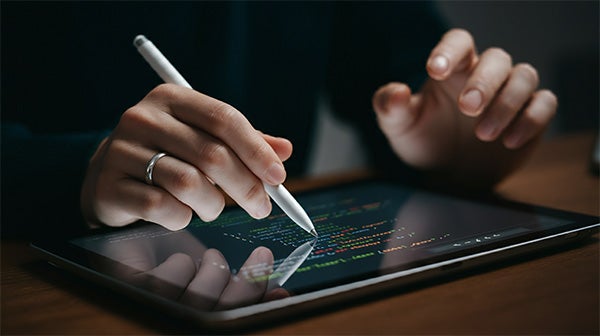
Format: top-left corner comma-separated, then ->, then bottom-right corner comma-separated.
133,35 -> 317,237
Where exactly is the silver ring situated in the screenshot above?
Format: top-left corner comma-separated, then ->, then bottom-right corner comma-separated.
144,152 -> 167,185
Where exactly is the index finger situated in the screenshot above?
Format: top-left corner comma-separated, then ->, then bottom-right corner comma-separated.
426,29 -> 478,80
144,84 -> 286,186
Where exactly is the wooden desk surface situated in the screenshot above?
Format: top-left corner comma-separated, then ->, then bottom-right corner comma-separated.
2,132 -> 598,335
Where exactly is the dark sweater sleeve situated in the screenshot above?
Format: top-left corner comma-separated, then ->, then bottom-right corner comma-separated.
1,123 -> 108,238
0,2 -> 169,238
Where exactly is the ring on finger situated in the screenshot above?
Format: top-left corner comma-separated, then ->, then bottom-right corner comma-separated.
145,152 -> 167,186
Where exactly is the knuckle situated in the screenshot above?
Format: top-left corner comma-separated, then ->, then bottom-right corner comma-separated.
116,104 -> 163,138
198,141 -> 230,168
539,89 -> 558,107
438,29 -> 474,56
248,140 -> 273,164
537,90 -> 559,116
101,138 -> 122,159
101,139 -> 130,167
138,191 -> 165,220
448,28 -> 472,41
523,111 -> 546,129
515,63 -> 539,86
487,47 -> 512,64
171,166 -> 204,195
525,90 -> 558,125
119,105 -> 163,135
243,181 -> 265,204
120,105 -> 148,128
148,83 -> 181,101
207,102 -> 242,135
497,95 -> 522,113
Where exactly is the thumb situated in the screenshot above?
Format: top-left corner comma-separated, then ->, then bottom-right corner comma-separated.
372,82 -> 419,140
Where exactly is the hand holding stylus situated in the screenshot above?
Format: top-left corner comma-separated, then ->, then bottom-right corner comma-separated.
81,40 -> 295,231
133,35 -> 316,236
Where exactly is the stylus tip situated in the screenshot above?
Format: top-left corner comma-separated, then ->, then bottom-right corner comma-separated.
309,229 -> 318,238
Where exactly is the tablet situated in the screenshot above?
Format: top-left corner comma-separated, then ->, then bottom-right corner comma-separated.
31,178 -> 599,330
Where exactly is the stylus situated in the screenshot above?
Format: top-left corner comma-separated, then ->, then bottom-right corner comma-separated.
133,35 -> 317,237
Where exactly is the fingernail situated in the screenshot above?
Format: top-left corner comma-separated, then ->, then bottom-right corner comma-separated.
265,162 -> 286,185
428,55 -> 449,77
380,84 -> 410,115
460,89 -> 483,116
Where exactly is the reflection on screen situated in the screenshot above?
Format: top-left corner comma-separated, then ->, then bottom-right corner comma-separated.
72,182 -> 573,303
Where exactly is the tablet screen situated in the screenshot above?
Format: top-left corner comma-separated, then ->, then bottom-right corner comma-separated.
68,180 -> 593,314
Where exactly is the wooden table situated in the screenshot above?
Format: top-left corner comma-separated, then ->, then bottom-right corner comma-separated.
2,132 -> 598,335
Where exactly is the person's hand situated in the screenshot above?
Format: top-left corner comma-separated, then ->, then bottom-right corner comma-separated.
373,29 -> 557,187
81,84 -> 293,230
